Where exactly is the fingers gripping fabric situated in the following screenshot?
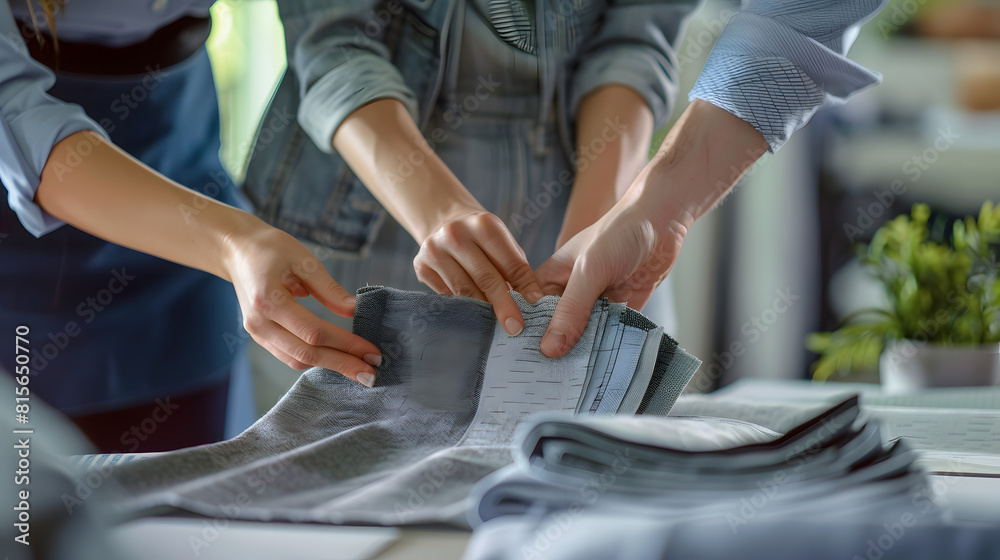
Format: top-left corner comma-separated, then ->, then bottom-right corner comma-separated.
108,287 -> 700,527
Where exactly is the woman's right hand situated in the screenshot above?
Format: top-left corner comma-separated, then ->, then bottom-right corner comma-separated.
221,218 -> 383,387
331,99 -> 542,334
414,205 -> 544,336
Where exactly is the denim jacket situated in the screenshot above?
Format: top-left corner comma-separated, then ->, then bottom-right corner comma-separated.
243,0 -> 886,256
242,0 -> 699,256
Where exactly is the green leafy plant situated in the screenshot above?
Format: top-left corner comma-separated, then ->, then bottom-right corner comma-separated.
808,202 -> 1000,381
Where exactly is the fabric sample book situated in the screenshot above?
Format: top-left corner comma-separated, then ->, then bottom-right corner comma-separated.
464,397 -> 1000,559
105,287 -> 701,527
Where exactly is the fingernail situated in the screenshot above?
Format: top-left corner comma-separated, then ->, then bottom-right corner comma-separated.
357,372 -> 376,388
364,353 -> 382,367
504,317 -> 523,336
540,330 -> 566,357
527,290 -> 544,303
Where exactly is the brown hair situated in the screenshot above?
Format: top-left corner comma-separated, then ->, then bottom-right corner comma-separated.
25,0 -> 64,53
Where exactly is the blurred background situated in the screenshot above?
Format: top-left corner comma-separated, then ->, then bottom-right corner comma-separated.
203,0 -> 1000,417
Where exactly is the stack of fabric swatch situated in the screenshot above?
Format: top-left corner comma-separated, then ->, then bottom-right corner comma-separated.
107,286 -> 701,526
464,396 -> 1000,560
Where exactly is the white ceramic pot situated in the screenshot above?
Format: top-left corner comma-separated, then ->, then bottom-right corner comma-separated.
879,340 -> 1000,393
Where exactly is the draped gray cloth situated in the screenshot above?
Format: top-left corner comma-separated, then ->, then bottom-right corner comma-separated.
107,287 -> 701,527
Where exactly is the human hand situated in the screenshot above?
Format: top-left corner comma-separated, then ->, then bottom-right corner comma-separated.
414,206 -> 545,336
537,99 -> 769,358
221,220 -> 382,387
556,86 -> 653,250
536,193 -> 689,358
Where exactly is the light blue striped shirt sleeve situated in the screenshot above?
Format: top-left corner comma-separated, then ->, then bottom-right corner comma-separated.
689,0 -> 888,152
1,3 -> 108,237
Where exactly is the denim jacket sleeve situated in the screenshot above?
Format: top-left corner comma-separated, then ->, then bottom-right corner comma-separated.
278,0 -> 420,154
567,0 -> 703,131
689,0 -> 889,152
244,0 -> 453,255
0,3 -> 107,238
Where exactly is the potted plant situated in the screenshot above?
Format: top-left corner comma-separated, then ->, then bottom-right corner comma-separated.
807,202 -> 1000,390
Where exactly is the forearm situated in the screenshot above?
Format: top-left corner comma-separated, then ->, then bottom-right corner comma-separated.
332,98 -> 480,243
34,131 -> 259,282
559,86 -> 653,245
630,99 -> 768,235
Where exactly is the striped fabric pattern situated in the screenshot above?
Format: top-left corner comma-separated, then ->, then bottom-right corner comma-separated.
690,0 -> 888,151
482,0 -> 604,55
487,0 -> 537,53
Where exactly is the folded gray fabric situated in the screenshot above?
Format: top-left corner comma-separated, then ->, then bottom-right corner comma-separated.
107,287 -> 699,527
469,397 -> 925,524
462,492 -> 994,560
463,397 -> 980,560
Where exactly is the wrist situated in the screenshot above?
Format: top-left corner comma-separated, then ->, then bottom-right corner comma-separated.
414,195 -> 484,244
632,99 -> 767,232
376,144 -> 482,243
216,209 -> 272,283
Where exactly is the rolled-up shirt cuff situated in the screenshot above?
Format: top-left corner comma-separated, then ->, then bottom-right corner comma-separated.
298,52 -> 419,154
689,13 -> 881,151
569,44 -> 676,131
1,103 -> 106,238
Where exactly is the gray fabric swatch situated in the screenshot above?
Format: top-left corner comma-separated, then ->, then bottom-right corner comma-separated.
578,305 -> 627,413
640,340 -> 702,416
592,326 -> 648,413
616,327 -> 663,414
108,287 -> 697,527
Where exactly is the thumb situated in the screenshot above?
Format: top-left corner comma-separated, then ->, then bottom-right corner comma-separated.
539,261 -> 605,358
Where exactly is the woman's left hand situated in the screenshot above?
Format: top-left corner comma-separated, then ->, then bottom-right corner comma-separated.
221,219 -> 383,386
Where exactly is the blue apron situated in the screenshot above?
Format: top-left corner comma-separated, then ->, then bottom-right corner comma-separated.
0,47 -> 242,416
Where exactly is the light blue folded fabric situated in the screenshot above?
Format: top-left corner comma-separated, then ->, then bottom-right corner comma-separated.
462,396 -> 990,560
468,396 -> 925,525
462,486 -> 991,560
